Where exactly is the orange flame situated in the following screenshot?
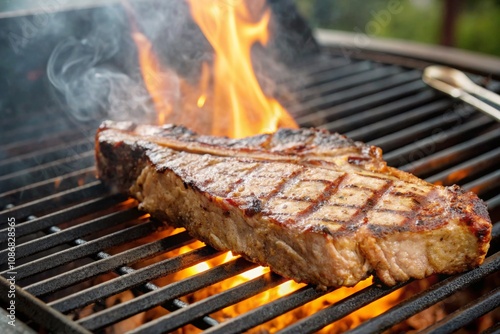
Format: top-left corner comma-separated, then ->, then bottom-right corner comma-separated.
124,0 -> 177,126
186,0 -> 297,138
131,0 -> 296,137
179,249 -> 403,333
131,30 -> 174,125
196,61 -> 210,109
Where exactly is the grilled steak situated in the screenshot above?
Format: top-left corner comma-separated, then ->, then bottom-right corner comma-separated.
96,121 -> 492,288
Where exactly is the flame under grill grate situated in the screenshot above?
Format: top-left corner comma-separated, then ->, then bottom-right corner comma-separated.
1,51 -> 499,334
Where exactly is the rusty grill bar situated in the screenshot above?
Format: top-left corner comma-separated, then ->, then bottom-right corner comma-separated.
1,51 -> 499,333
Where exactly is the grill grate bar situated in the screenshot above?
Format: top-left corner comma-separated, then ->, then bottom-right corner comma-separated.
48,243 -> 220,313
293,65 -> 399,101
276,282 -> 406,334
284,61 -> 370,92
0,167 -> 96,208
396,121 -> 500,175
425,146 -> 500,185
0,138 -> 93,175
1,206 -> 222,331
0,126 -> 93,157
0,276 -> 91,334
164,299 -> 221,330
385,117 -> 495,170
2,220 -> 160,280
289,70 -> 421,115
487,195 -> 500,212
0,151 -> 94,192
348,99 -> 454,143
1,118 -> 77,145
418,286 -> 500,334
0,208 -> 141,266
0,108 -> 61,127
323,89 -> 438,134
462,169 -> 500,196
492,222 -> 500,239
288,61 -> 372,91
0,181 -> 107,222
334,80 -> 431,125
366,108 -> 478,152
299,79 -> 427,127
287,54 -> 344,71
0,194 -> 126,242
276,59 -> 341,89
45,241 -> 223,331
24,227 -> 192,297
78,257 -> 256,331
128,272 -> 288,334
204,285 -> 333,334
481,323 -> 500,334
282,56 -> 352,80
345,99 -> 452,140
344,251 -> 500,334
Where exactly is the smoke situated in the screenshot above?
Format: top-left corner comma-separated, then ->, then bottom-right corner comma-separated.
47,35 -> 155,122
46,4 -> 173,124
44,0 -> 317,125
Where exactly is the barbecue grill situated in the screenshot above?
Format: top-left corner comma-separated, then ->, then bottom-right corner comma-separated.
1,1 -> 500,333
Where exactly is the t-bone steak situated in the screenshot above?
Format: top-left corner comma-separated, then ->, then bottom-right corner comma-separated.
95,121 -> 492,288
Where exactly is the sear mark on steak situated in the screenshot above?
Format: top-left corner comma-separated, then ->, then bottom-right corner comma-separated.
95,121 -> 492,288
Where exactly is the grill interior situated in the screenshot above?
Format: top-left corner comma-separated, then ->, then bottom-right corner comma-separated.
1,45 -> 500,333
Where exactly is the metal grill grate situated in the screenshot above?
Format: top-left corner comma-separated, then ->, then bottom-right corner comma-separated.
1,51 -> 499,333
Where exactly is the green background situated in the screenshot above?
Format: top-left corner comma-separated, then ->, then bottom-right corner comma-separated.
294,0 -> 500,57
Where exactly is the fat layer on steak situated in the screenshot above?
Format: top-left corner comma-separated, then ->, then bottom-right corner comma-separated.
95,121 -> 491,288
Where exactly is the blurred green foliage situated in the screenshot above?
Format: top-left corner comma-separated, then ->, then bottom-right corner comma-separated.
294,0 -> 500,57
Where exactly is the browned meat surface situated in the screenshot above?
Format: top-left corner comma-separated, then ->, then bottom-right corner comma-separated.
95,121 -> 492,288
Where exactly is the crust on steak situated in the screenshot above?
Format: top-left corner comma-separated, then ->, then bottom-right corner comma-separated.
95,121 -> 492,288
